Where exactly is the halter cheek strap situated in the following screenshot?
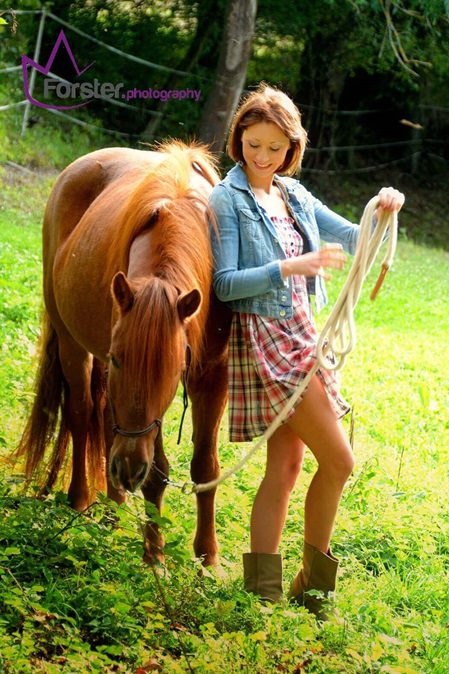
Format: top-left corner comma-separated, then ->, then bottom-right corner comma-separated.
107,343 -> 191,441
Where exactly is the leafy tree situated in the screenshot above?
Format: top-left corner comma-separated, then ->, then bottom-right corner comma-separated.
4,0 -> 449,171
245,0 -> 449,170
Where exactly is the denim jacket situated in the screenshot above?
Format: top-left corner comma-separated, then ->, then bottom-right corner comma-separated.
209,163 -> 361,318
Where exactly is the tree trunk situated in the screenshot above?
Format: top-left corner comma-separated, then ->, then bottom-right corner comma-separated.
141,0 -> 225,140
197,0 -> 257,152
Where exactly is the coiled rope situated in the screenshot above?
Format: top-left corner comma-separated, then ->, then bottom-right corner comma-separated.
191,195 -> 398,494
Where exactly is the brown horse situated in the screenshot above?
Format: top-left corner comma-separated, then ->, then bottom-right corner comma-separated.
15,141 -> 231,566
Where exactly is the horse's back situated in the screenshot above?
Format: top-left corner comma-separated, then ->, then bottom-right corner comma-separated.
43,145 -> 216,257
44,148 -> 163,250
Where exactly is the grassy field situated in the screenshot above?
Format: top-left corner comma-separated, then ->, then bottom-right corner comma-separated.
1,164 -> 449,673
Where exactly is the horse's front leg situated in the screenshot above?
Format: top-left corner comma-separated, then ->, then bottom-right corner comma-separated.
141,430 -> 169,564
190,363 -> 228,567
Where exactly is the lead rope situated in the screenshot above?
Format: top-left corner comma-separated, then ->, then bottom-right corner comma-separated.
191,195 -> 398,494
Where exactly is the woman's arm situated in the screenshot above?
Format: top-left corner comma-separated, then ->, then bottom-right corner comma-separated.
209,186 -> 286,302
312,187 -> 404,255
313,196 -> 360,255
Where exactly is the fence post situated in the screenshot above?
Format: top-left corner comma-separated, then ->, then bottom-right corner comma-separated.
21,7 -> 47,137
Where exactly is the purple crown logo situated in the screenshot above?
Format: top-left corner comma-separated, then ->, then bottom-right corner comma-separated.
22,29 -> 94,110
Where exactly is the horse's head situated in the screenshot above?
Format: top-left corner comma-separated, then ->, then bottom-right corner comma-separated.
108,271 -> 201,493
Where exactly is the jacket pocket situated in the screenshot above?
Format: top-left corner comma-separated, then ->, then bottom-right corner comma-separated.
240,207 -> 264,241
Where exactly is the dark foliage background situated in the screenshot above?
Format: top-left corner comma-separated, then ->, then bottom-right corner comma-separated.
1,0 -> 448,245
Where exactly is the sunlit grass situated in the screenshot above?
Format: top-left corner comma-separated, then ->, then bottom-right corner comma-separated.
1,167 -> 448,672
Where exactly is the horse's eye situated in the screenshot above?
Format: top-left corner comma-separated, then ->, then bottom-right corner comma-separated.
110,354 -> 120,369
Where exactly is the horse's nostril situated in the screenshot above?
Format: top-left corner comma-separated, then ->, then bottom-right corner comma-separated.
135,462 -> 148,486
111,456 -> 120,481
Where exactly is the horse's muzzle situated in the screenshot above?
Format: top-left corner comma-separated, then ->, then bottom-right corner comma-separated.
110,455 -> 149,492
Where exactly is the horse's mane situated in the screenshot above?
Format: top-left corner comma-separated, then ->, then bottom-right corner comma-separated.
112,277 -> 183,403
105,141 -> 220,372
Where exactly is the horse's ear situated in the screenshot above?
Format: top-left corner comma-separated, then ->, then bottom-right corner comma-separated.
112,272 -> 135,314
177,288 -> 201,323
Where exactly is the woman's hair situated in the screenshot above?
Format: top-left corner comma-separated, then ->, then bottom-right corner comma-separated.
227,83 -> 308,175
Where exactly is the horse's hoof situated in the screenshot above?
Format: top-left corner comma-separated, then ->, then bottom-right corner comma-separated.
199,551 -> 220,568
142,551 -> 167,576
197,561 -> 225,579
143,538 -> 165,566
68,493 -> 90,512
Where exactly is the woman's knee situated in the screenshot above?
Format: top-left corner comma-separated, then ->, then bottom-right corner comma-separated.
319,445 -> 355,484
282,458 -> 303,492
342,450 -> 356,480
266,429 -> 304,492
264,457 -> 302,494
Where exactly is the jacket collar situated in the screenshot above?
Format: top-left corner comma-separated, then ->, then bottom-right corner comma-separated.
226,163 -> 251,191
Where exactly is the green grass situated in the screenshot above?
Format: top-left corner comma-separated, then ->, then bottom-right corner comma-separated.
0,90 -> 128,171
1,166 -> 449,673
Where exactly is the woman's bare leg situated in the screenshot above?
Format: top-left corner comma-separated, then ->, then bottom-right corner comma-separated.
250,424 -> 305,553
286,375 -> 354,552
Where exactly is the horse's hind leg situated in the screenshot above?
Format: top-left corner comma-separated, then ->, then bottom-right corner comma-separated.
189,363 -> 228,567
141,431 -> 169,564
57,334 -> 95,511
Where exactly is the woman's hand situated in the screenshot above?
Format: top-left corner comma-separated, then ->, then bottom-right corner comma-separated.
377,187 -> 405,214
281,243 -> 347,281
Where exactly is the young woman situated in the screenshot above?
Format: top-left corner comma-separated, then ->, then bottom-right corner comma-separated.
208,84 -> 404,619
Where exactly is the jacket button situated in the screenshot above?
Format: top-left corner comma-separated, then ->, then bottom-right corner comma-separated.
281,295 -> 287,302
274,238 -> 278,244
279,310 -> 286,317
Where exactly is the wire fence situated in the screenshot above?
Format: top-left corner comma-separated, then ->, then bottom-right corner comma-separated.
1,7 -> 448,172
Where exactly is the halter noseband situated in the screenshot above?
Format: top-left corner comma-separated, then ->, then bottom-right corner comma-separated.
112,418 -> 162,438
107,372 -> 162,439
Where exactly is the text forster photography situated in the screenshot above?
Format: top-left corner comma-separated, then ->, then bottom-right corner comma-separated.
43,79 -> 202,104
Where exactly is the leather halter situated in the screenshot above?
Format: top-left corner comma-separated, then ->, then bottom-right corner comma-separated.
107,344 -> 191,440
113,417 -> 162,438
107,369 -> 162,439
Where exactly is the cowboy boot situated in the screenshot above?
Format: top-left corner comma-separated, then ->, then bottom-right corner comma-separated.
242,552 -> 283,603
288,542 -> 338,621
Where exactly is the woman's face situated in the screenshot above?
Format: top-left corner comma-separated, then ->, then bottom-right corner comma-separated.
241,121 -> 291,180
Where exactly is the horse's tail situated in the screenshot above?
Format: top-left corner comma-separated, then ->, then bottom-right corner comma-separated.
14,311 -> 70,492
15,314 -> 108,498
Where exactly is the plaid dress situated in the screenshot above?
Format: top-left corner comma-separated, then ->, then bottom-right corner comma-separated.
228,216 -> 350,442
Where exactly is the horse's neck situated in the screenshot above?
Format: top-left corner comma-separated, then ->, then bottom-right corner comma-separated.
127,225 -> 194,292
127,230 -> 158,279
